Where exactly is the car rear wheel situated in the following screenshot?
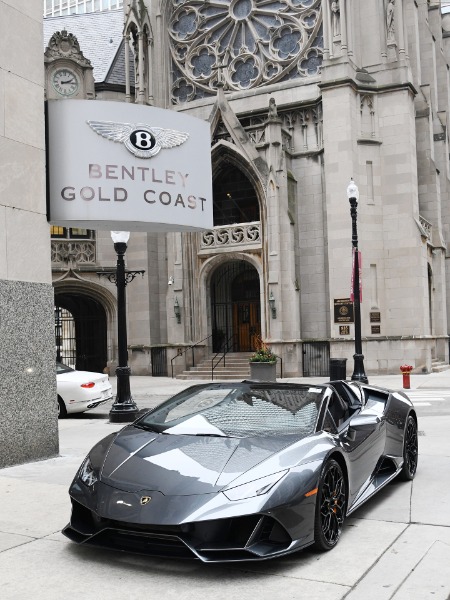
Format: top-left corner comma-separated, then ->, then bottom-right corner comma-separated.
399,415 -> 418,481
313,459 -> 347,551
58,396 -> 67,419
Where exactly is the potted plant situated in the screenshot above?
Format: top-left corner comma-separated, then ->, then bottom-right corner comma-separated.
249,339 -> 277,381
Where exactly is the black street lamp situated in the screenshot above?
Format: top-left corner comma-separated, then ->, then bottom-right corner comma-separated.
347,180 -> 368,384
99,231 -> 145,423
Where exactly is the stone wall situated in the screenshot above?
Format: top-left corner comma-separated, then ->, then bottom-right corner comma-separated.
0,281 -> 58,467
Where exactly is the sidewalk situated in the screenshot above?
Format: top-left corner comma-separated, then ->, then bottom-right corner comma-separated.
1,372 -> 450,599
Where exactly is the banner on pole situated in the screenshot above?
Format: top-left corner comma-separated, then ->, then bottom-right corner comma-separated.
350,248 -> 362,302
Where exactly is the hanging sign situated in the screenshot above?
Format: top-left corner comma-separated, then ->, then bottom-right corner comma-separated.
350,249 -> 362,302
46,99 -> 213,232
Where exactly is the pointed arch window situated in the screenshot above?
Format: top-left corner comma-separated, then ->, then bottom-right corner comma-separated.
213,165 -> 259,226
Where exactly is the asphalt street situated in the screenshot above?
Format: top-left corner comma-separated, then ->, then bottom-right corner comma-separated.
1,372 -> 450,599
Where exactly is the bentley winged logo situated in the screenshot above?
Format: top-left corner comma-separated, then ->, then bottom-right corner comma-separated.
86,120 -> 190,159
140,496 -> 152,505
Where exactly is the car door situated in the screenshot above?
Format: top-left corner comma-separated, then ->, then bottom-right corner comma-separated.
339,397 -> 387,504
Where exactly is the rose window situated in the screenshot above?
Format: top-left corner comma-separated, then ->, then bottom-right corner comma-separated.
169,0 -> 323,104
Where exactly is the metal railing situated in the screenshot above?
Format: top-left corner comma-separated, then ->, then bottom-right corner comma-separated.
170,334 -> 212,378
211,334 -> 235,381
275,354 -> 283,379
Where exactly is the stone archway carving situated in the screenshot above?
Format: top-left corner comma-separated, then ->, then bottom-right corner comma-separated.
197,252 -> 265,350
53,279 -> 117,371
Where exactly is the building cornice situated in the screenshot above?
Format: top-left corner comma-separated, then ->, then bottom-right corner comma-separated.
319,77 -> 417,97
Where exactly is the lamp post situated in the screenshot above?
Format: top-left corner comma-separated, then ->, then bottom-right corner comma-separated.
347,180 -> 368,384
100,231 -> 145,423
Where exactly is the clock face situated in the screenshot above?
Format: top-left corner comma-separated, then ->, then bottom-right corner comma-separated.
52,68 -> 79,96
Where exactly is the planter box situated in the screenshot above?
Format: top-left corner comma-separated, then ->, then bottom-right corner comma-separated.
249,361 -> 277,382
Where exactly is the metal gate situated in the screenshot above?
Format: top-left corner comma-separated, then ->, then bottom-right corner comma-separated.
302,341 -> 330,377
55,307 -> 76,368
151,347 -> 167,377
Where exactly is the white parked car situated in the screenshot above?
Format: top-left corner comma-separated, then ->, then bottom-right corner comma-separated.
56,362 -> 113,418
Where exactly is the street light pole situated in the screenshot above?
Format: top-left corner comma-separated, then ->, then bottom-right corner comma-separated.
347,180 -> 368,384
108,231 -> 141,423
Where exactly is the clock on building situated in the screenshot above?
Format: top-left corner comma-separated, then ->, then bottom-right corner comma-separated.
52,68 -> 80,96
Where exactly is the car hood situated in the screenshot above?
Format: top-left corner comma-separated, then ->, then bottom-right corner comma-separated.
99,426 -> 297,495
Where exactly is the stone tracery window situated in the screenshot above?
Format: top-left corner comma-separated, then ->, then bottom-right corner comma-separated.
213,164 -> 260,226
169,0 -> 323,104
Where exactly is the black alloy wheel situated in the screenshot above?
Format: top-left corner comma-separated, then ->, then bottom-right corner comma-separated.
313,459 -> 347,551
399,415 -> 418,481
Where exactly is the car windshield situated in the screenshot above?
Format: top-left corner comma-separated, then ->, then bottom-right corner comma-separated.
56,362 -> 74,374
137,383 -> 325,438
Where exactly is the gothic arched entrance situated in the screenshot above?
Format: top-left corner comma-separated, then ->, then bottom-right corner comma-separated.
55,292 -> 107,373
210,261 -> 261,352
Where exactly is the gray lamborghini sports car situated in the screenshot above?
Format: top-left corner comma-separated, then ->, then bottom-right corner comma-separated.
63,380 -> 418,562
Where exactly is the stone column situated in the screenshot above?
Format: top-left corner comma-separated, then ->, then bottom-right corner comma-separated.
264,101 -> 301,347
138,31 -> 145,104
340,0 -> 348,54
264,105 -> 283,341
147,33 -> 154,104
124,33 -> 131,103
396,0 -> 406,58
323,0 -> 331,60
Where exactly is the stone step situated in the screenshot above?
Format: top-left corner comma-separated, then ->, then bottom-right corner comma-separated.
176,352 -> 253,380
190,357 -> 249,362
189,364 -> 251,370
213,352 -> 253,358
208,360 -> 253,366
177,365 -> 250,375
177,373 -> 252,381
431,361 -> 450,373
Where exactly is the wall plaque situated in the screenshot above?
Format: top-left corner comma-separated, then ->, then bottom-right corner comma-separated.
339,325 -> 350,335
370,312 -> 381,323
334,298 -> 354,323
371,325 -> 381,334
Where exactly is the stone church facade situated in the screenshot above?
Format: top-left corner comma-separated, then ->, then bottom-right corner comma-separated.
45,1 -> 450,378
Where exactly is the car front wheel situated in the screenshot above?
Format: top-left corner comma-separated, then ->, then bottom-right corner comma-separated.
399,415 -> 418,481
313,459 -> 347,551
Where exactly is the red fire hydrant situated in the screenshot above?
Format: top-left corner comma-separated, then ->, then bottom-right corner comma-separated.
400,365 -> 413,389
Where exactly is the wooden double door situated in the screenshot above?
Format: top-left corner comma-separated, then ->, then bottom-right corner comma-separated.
210,261 -> 261,353
233,301 -> 261,352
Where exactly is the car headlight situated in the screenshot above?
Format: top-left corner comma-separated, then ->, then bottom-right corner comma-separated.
223,470 -> 288,501
79,456 -> 98,487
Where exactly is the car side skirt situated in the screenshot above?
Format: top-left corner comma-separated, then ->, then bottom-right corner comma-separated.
347,455 -> 403,516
